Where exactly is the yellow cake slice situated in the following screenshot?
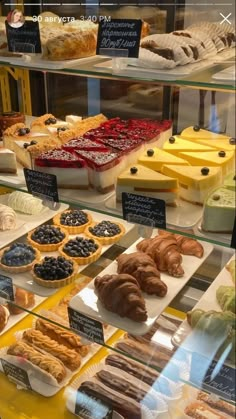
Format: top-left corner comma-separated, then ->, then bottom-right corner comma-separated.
163,136 -> 215,155
116,164 -> 178,205
179,150 -> 235,176
138,148 -> 189,172
181,126 -> 231,141
183,137 -> 236,152
162,165 -> 222,204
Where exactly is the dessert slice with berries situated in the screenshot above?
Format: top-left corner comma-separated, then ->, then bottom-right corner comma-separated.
53,209 -> 93,234
28,225 -> 68,252
116,164 -> 178,205
138,147 -> 189,172
3,123 -> 50,151
179,150 -> 235,176
62,137 -> 108,153
0,242 -> 40,273
34,149 -> 89,189
30,114 -> 69,135
33,256 -> 78,288
163,136 -> 215,156
181,125 -> 232,141
84,220 -> 125,245
59,236 -> 102,265
0,148 -> 17,174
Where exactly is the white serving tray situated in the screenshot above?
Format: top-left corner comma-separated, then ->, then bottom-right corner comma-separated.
69,234 -> 213,336
0,210 -> 134,297
8,54 -> 100,70
59,188 -> 115,207
0,194 -> 69,250
194,220 -> 232,247
172,254 -> 235,352
105,195 -> 203,230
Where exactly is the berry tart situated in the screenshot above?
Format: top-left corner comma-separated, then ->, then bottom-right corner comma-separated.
32,256 -> 78,288
27,225 -> 68,252
85,220 -> 125,245
59,236 -> 102,265
0,243 -> 40,273
53,209 -> 92,234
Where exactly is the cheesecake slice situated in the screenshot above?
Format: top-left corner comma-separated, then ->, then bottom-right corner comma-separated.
181,126 -> 231,141
163,136 -> 215,156
138,147 -> 190,172
116,164 -> 178,205
3,123 -> 50,151
162,165 -> 222,204
202,187 -> 235,233
185,137 -> 236,152
30,114 -> 70,134
13,141 -> 32,168
0,148 -> 17,174
223,172 -> 236,191
179,150 -> 235,176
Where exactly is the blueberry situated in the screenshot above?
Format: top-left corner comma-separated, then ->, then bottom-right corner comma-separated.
193,125 -> 200,131
218,150 -> 226,157
130,167 -> 138,175
229,138 -> 236,145
23,143 -> 29,149
18,128 -> 27,136
201,167 -> 209,176
168,136 -> 175,144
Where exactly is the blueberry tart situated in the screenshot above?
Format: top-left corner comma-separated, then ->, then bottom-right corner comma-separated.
28,225 -> 68,252
53,209 -> 92,234
59,236 -> 102,265
84,220 -> 125,245
0,242 -> 40,273
32,256 -> 78,288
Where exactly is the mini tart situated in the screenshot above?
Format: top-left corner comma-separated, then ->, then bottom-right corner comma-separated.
84,221 -> 126,245
27,225 -> 68,252
53,209 -> 93,234
59,237 -> 102,266
0,244 -> 40,273
32,256 -> 78,289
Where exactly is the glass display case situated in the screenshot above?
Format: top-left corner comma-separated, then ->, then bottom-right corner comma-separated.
0,2 -> 235,418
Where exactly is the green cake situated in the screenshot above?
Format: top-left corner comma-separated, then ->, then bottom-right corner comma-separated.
202,187 -> 235,233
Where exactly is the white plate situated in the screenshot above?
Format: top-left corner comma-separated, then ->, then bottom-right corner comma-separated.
0,210 -> 134,297
212,65 -> 235,82
172,254 -> 235,352
59,188 -> 115,207
193,220 -> 232,247
0,195 -> 69,250
69,235 -> 213,336
105,195 -> 203,230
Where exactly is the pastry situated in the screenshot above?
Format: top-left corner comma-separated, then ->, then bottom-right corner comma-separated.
201,187 -> 235,233
197,391 -> 236,416
138,147 -> 189,172
0,243 -> 40,273
59,237 -> 102,265
116,164 -> 179,205
8,191 -> 44,215
0,204 -> 16,231
53,209 -> 92,234
0,305 -> 10,332
137,235 -> 184,277
163,136 -> 215,155
179,150 -> 235,177
30,114 -> 69,134
0,111 -> 25,138
226,259 -> 235,284
216,286 -> 235,312
28,225 -> 68,252
0,148 -> 17,174
35,318 -> 89,356
94,273 -> 148,322
34,149 -> 89,189
3,122 -> 49,155
158,230 -> 204,258
85,220 -> 125,245
184,401 -> 230,419
33,256 -> 78,288
22,329 -> 81,371
7,341 -> 66,383
161,165 -> 222,205
116,252 -> 167,297
8,288 -> 35,315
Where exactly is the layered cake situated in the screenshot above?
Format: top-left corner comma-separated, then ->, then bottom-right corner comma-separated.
116,164 -> 178,205
179,150 -> 235,176
202,187 -> 235,233
0,148 -> 17,174
3,123 -> 50,151
31,114 -> 69,134
163,136 -> 215,155
224,173 -> 236,191
138,147 -> 189,172
181,126 -> 231,141
34,149 -> 89,189
62,137 -> 107,152
162,165 -> 222,204
95,136 -> 144,166
185,137 -> 236,152
0,112 -> 25,138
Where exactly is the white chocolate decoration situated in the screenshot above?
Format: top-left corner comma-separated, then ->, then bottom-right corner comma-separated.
8,191 -> 44,215
0,204 -> 17,231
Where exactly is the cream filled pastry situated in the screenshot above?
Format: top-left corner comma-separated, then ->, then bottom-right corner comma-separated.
0,204 -> 16,231
8,191 -> 44,215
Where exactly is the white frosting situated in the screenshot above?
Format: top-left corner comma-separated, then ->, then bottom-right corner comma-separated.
36,167 -> 89,188
8,191 -> 44,215
0,204 -> 16,231
116,185 -> 177,203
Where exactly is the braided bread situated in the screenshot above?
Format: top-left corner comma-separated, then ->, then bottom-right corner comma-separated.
7,341 -> 66,383
94,274 -> 147,322
22,329 -> 81,371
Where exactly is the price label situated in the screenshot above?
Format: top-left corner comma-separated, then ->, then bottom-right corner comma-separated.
1,359 -> 32,390
24,168 -> 59,203
68,307 -> 104,345
122,192 -> 166,229
0,274 -> 14,301
97,19 -> 142,58
230,216 -> 236,249
75,388 -> 113,418
5,20 -> 41,54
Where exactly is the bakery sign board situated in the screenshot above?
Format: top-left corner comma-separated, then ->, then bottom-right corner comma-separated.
68,307 -> 105,345
1,359 -> 32,390
96,19 -> 142,58
24,168 -> 59,204
75,388 -> 113,419
5,18 -> 41,54
122,192 -> 166,229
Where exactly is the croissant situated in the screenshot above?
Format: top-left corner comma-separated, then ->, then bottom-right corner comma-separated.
226,259 -> 236,285
137,236 -> 184,277
216,286 -> 235,313
94,274 -> 147,322
158,230 -> 204,258
116,252 -> 167,297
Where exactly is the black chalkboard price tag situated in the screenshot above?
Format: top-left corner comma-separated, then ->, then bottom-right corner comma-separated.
1,359 -> 32,390
75,388 -> 113,418
68,307 -> 104,345
122,192 -> 166,229
24,168 -> 59,203
5,20 -> 41,54
230,217 -> 236,249
0,274 -> 14,301
96,19 -> 142,58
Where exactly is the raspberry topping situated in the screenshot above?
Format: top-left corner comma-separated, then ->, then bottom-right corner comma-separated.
35,149 -> 86,168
